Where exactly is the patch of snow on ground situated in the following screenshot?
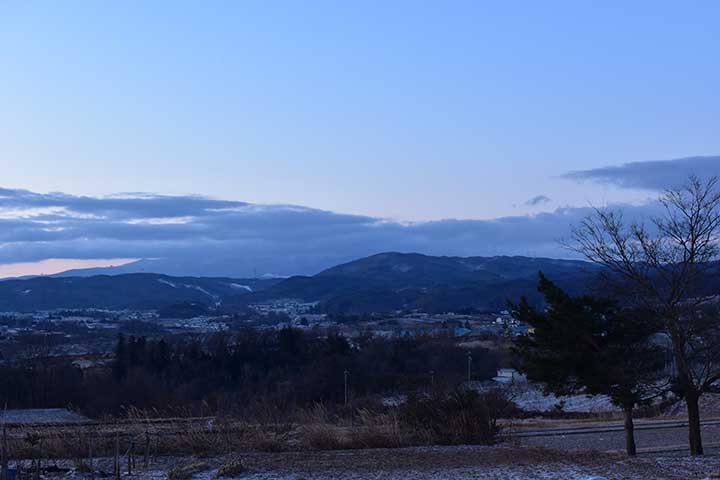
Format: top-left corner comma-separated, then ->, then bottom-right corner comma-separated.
490,376 -> 619,413
510,386 -> 618,413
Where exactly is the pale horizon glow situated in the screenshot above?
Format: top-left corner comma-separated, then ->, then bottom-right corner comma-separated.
0,258 -> 139,279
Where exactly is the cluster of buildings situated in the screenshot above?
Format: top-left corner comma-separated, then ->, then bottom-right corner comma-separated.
0,302 -> 529,363
248,300 -> 320,317
244,302 -> 529,340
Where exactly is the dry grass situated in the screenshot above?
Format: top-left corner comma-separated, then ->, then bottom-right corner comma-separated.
0,392 -> 507,463
350,408 -> 404,449
297,404 -> 349,450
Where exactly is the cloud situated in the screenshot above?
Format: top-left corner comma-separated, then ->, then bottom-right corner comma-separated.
0,258 -> 137,278
525,195 -> 551,206
0,188 -> 666,277
562,156 -> 720,191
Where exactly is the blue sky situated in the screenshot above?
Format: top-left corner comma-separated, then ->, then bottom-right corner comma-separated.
1,2 -> 719,276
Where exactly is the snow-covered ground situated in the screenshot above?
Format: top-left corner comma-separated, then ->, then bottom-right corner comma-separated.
509,385 -> 618,413
490,371 -> 619,413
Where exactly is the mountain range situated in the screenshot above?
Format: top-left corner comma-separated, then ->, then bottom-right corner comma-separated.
247,253 -> 597,313
0,252 -> 599,313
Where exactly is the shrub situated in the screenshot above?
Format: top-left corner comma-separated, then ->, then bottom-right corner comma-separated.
399,389 -> 511,445
168,461 -> 210,480
215,458 -> 245,478
298,404 -> 348,450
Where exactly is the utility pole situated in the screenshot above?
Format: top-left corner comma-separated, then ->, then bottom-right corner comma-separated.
430,370 -> 435,390
344,369 -> 349,406
467,351 -> 472,384
1,404 -> 7,480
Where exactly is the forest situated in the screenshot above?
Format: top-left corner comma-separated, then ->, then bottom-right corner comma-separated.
0,328 -> 500,417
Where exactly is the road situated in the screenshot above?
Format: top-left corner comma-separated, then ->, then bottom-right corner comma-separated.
512,418 -> 720,454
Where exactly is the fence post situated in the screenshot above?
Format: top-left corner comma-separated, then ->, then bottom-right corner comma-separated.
89,436 -> 95,480
143,431 -> 150,469
36,439 -> 42,480
33,456 -> 39,480
1,424 -> 9,480
114,433 -> 120,480
127,437 -> 132,475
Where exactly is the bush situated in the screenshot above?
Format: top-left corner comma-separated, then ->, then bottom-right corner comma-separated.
215,458 -> 245,478
298,404 -> 349,450
399,389 -> 510,445
168,462 -> 210,480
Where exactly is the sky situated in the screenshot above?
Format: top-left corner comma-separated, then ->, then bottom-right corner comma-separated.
1,2 -> 719,276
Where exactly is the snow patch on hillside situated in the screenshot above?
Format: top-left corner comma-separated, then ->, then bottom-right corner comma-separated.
187,284 -> 214,298
157,278 -> 215,299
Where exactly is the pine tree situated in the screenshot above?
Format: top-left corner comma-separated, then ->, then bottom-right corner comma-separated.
512,273 -> 666,455
112,333 -> 128,381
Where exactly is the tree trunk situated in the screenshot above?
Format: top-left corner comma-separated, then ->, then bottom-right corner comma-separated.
669,325 -> 704,455
686,389 -> 704,455
623,406 -> 637,456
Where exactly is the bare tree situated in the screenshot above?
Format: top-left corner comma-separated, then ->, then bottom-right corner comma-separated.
567,175 -> 720,455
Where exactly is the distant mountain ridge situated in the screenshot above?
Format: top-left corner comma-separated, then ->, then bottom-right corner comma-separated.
52,259 -> 175,277
318,252 -> 591,285
247,252 -> 599,313
0,273 -> 279,312
0,252 -> 599,313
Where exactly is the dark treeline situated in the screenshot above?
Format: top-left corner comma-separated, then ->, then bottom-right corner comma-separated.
0,328 -> 499,417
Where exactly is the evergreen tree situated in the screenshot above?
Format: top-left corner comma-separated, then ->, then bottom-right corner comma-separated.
113,333 -> 128,381
568,176 -> 720,455
512,273 -> 666,455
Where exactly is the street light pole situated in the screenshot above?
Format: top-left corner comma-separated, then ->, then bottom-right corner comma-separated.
467,351 -> 472,384
344,369 -> 349,406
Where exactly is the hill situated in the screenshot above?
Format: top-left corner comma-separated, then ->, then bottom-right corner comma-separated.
248,252 -> 599,313
0,273 -> 279,312
318,252 -> 591,285
0,253 -> 601,313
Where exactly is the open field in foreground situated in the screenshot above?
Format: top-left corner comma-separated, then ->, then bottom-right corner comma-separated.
6,414 -> 720,479
15,446 -> 720,480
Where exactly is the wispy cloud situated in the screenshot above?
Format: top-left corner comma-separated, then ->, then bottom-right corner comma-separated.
562,156 -> 720,191
525,195 -> 551,206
